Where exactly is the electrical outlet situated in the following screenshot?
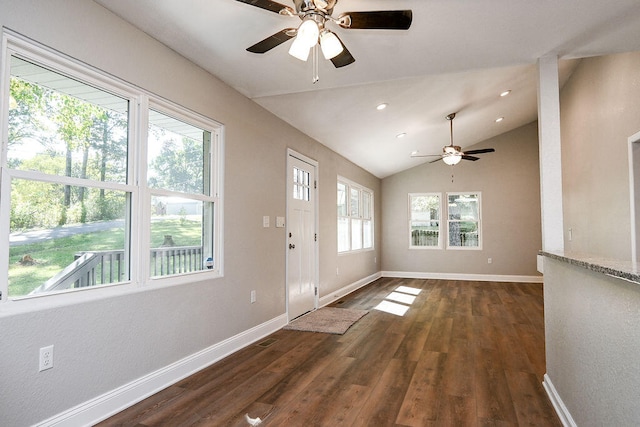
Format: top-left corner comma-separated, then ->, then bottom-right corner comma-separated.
488,257 -> 492,264
250,290 -> 256,304
39,345 -> 54,372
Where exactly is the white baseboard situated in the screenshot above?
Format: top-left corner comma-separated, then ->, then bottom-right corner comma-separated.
381,271 -> 543,283
543,374 -> 577,427
318,272 -> 382,307
35,314 -> 288,427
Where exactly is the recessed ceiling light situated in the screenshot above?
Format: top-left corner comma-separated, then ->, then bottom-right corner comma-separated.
411,150 -> 419,156
396,132 -> 407,139
495,117 -> 504,123
376,103 -> 388,111
500,90 -> 511,97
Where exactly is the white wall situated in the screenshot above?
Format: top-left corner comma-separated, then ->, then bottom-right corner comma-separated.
0,1 -> 380,425
381,122 -> 543,278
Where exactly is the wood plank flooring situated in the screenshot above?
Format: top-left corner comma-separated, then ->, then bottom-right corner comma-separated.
97,278 -> 561,426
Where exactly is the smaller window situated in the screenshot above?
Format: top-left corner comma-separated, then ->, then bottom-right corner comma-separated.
337,182 -> 350,252
147,107 -> 218,278
447,192 -> 481,249
337,177 -> 374,253
409,193 -> 442,249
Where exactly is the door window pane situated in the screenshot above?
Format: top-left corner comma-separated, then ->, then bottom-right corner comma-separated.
292,166 -> 311,201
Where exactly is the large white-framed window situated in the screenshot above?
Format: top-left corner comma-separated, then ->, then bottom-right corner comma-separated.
409,193 -> 442,249
0,32 -> 223,302
447,192 -> 481,249
407,192 -> 482,250
337,177 -> 373,253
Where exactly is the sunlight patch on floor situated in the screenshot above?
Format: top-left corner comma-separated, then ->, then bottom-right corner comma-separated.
374,285 -> 422,316
386,291 -> 417,305
396,285 -> 421,295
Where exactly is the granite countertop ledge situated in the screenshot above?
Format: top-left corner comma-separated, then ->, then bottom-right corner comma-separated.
540,250 -> 640,284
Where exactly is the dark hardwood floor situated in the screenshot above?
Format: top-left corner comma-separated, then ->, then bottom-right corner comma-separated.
98,278 -> 561,426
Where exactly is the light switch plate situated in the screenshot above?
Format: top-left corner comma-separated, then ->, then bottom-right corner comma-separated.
276,216 -> 285,228
263,216 -> 270,228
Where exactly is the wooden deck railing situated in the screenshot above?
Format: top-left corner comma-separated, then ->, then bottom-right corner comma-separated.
30,246 -> 203,295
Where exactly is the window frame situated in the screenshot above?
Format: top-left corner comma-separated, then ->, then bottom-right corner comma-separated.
337,176 -> 374,254
446,192 -> 482,250
408,193 -> 443,250
0,31 -> 224,304
407,191 -> 483,251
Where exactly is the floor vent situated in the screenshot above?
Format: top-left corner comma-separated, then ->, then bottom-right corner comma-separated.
256,338 -> 278,348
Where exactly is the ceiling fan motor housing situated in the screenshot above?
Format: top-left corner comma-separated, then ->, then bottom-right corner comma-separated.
444,145 -> 462,154
295,0 -> 337,15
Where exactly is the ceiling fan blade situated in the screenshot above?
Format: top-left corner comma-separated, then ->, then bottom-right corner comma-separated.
235,0 -> 294,14
462,155 -> 480,161
247,29 -> 296,53
330,35 -> 356,68
463,148 -> 495,155
339,10 -> 413,30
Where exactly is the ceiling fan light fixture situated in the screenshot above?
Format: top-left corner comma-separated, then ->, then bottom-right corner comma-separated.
297,18 -> 320,48
288,37 -> 311,61
319,30 -> 343,59
442,154 -> 462,166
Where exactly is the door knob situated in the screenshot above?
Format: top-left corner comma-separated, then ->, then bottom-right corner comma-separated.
289,243 -> 296,249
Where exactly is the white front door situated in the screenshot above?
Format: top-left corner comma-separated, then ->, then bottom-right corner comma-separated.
287,151 -> 317,320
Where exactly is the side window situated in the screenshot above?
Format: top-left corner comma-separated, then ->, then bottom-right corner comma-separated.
5,54 -> 133,298
147,108 -> 219,277
337,182 -> 350,252
1,35 -> 223,302
337,177 -> 374,253
447,193 -> 481,249
409,193 -> 441,248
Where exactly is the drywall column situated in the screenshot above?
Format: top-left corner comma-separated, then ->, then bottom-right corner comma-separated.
537,56 -> 564,253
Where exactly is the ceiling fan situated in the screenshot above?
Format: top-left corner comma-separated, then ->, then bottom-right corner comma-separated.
235,0 -> 412,68
411,113 -> 495,165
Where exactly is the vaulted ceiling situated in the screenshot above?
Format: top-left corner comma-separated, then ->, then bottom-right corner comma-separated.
96,0 -> 640,177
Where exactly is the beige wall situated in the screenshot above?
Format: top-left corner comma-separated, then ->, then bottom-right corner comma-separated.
0,1 -> 379,425
381,121 -> 543,277
560,52 -> 640,259
543,50 -> 640,426
544,258 -> 640,426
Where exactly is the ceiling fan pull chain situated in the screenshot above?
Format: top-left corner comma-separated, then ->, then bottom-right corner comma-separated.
312,44 -> 319,83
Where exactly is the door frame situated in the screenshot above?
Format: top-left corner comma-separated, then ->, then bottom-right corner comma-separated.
628,130 -> 640,262
286,148 -> 319,321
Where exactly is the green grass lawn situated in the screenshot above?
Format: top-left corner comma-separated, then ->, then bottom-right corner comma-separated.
9,218 -> 202,297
